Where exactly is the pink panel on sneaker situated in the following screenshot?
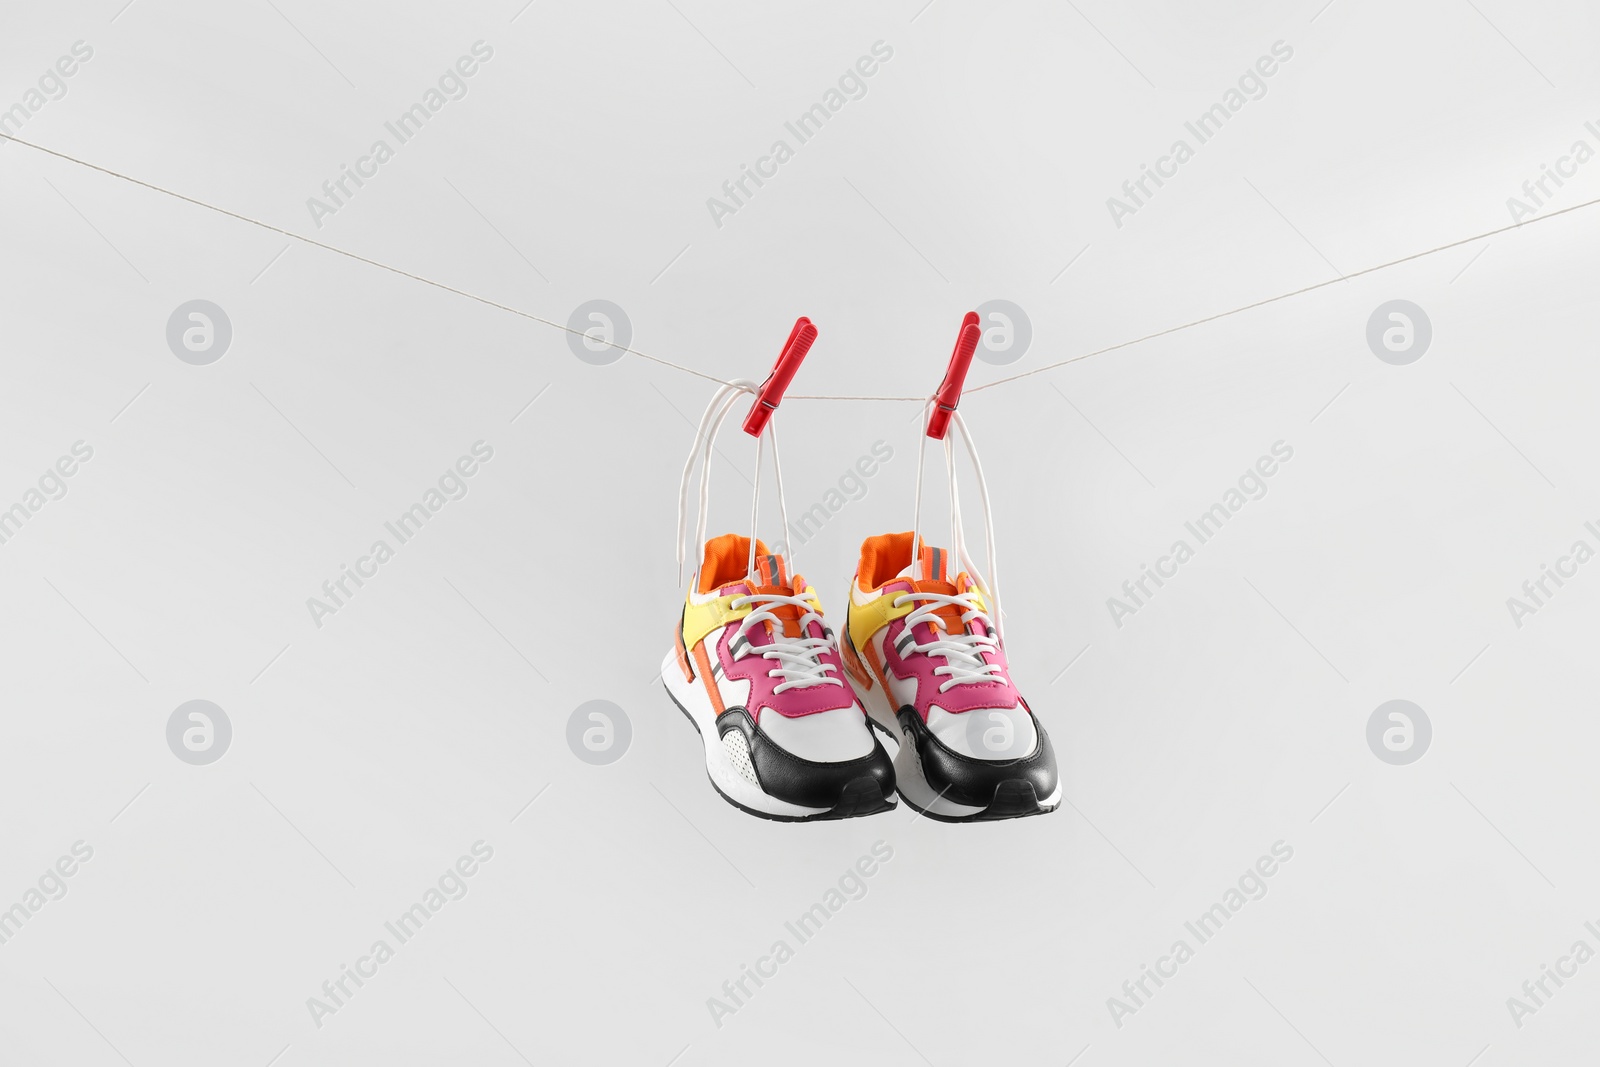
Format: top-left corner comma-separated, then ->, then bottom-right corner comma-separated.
882,615 -> 1019,720
716,620 -> 857,722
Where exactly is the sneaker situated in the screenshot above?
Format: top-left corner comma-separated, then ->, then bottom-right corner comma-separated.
842,533 -> 1060,821
665,357 -> 895,822
663,534 -> 896,820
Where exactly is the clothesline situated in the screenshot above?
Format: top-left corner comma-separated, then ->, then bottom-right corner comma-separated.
7,129 -> 1597,400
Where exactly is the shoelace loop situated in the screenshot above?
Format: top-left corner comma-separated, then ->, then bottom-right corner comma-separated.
730,592 -> 843,694
891,590 -> 1006,692
910,408 -> 1002,636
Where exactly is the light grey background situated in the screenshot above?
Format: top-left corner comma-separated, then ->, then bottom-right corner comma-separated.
2,0 -> 1598,1063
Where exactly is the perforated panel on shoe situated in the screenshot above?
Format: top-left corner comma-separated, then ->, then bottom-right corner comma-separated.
722,730 -> 760,786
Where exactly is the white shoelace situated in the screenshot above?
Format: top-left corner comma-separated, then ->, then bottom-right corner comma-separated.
891,589 -> 1007,692
731,593 -> 843,693
675,379 -> 794,587
909,407 -> 1003,635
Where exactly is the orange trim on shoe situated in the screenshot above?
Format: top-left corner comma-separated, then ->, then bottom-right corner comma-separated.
674,617 -> 694,682
692,641 -> 725,715
864,638 -> 894,697
842,633 -> 873,690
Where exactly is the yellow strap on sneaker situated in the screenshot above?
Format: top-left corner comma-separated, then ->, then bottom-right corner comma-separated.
848,584 -> 989,655
848,594 -> 916,657
682,586 -> 826,653
681,595 -> 752,654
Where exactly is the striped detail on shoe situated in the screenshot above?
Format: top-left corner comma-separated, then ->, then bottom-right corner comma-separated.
918,545 -> 950,582
753,553 -> 788,589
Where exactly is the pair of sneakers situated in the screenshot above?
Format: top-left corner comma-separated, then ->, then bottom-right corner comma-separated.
661,368 -> 1060,823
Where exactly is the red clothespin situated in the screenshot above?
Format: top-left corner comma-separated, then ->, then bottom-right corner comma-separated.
742,317 -> 818,436
926,311 -> 981,440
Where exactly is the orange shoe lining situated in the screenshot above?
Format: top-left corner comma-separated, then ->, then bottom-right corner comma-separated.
857,532 -> 965,631
698,533 -> 770,594
857,531 -> 919,591
699,533 -> 808,637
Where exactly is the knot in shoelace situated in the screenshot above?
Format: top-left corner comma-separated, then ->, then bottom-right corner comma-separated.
730,592 -> 843,694
891,590 -> 1005,692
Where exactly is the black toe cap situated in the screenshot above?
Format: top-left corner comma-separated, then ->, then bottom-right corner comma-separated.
719,708 -> 896,810
898,705 -> 1058,810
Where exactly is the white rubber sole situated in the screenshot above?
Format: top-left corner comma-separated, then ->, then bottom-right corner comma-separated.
855,669 -> 1063,821
661,649 -> 895,821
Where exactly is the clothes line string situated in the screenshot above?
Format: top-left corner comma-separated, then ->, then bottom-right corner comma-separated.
7,131 -> 1597,402
0,130 -> 733,388
969,191 -> 1600,394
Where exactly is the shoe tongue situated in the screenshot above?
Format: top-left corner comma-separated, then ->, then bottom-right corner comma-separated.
894,546 -> 962,629
719,553 -> 808,637
751,552 -> 789,591
896,545 -> 955,589
717,552 -> 791,596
